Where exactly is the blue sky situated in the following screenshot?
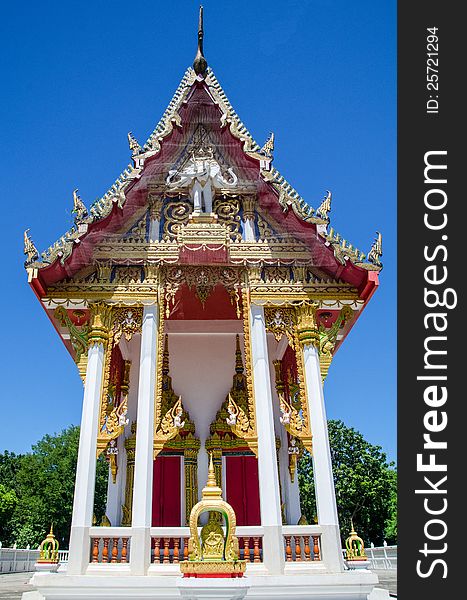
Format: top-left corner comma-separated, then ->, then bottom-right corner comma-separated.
0,1 -> 396,461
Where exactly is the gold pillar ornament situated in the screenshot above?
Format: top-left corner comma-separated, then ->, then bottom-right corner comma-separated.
180,454 -> 246,577
295,302 -> 320,348
121,421 -> 136,526
88,302 -> 113,347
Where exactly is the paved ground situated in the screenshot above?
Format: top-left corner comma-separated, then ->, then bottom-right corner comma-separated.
373,570 -> 397,596
0,569 -> 398,598
0,573 -> 35,600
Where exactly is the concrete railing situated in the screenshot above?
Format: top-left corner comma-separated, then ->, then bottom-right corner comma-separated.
343,545 -> 397,570
0,547 -> 40,573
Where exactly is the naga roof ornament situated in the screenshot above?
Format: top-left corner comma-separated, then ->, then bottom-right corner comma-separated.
23,229 -> 38,265
260,132 -> 275,158
367,232 -> 383,268
72,189 -> 88,224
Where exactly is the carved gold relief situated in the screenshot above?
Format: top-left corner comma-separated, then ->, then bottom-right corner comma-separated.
112,307 -> 143,344
319,305 -> 353,382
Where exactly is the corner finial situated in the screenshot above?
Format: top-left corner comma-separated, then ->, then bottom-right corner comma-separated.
193,5 -> 208,77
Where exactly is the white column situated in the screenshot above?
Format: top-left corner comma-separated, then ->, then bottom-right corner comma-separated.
250,304 -> 285,575
243,218 -> 255,241
149,219 -> 160,242
130,305 -> 158,575
303,342 -> 344,572
67,341 -> 106,575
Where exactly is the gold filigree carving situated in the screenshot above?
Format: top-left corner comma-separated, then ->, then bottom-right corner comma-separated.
162,266 -> 242,319
163,199 -> 192,239
112,307 -> 143,344
264,306 -> 296,344
213,196 -> 241,242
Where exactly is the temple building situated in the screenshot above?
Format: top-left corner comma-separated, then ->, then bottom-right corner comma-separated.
23,8 -> 383,600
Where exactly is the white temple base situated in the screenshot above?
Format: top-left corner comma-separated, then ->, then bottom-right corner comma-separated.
24,569 -> 378,600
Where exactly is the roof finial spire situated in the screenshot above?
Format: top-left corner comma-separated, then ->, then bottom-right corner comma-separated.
193,5 -> 208,77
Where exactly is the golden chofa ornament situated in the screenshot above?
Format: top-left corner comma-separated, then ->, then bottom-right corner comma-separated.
180,453 -> 246,578
35,525 -> 60,573
345,520 -> 368,561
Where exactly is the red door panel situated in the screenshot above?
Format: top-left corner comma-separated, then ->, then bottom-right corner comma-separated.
225,455 -> 261,526
152,456 -> 181,526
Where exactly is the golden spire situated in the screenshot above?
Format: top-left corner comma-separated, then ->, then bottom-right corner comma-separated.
235,334 -> 244,374
193,5 -> 208,77
202,453 -> 222,498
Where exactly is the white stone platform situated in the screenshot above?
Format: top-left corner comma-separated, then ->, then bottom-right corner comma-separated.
22,568 -> 379,600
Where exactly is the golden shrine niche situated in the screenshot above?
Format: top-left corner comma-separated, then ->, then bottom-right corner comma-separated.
180,454 -> 245,578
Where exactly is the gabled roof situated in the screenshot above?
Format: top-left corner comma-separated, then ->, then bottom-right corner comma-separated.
24,62 -> 382,297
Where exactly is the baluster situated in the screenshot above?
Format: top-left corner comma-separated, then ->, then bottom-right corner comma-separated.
153,538 -> 161,563
173,538 -> 180,564
243,537 -> 251,563
111,538 -> 119,563
285,535 -> 292,561
102,538 -> 110,563
253,537 -> 261,563
303,536 -> 311,561
312,535 -> 321,561
294,536 -> 302,561
183,538 -> 189,561
92,538 -> 100,563
163,538 -> 170,563
121,538 -> 128,563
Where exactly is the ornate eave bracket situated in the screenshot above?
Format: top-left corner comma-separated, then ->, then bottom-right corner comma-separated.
318,305 -> 353,382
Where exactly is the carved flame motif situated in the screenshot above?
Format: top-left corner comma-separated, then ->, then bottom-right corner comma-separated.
226,393 -> 251,439
278,392 -> 305,439
157,396 -> 186,440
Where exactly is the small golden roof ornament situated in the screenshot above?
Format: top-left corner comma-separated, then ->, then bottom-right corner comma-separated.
193,6 -> 208,77
37,524 -> 59,564
345,519 -> 367,561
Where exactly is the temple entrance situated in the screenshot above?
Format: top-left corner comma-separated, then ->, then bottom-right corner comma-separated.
152,455 -> 182,526
224,454 -> 260,526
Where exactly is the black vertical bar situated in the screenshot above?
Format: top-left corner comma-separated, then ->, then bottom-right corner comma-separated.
398,2 -> 462,598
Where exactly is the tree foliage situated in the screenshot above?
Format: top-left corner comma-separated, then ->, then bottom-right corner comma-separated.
298,419 -> 397,546
0,426 -> 108,548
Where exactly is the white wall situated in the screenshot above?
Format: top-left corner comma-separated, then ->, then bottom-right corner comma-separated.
166,328 -> 242,495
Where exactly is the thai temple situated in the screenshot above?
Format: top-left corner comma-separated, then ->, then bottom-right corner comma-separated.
23,7 -> 383,600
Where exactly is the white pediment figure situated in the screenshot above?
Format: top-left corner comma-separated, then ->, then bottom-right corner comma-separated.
166,146 -> 238,214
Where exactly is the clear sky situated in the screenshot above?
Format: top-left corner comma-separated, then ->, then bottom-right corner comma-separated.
0,1 -> 396,461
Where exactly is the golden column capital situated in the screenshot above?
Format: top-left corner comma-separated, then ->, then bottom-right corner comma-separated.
295,303 -> 320,348
242,195 -> 256,221
88,302 -> 113,347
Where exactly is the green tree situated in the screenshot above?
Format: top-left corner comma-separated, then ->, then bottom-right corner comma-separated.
384,469 -> 397,544
298,419 -> 396,546
1,426 -> 108,548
